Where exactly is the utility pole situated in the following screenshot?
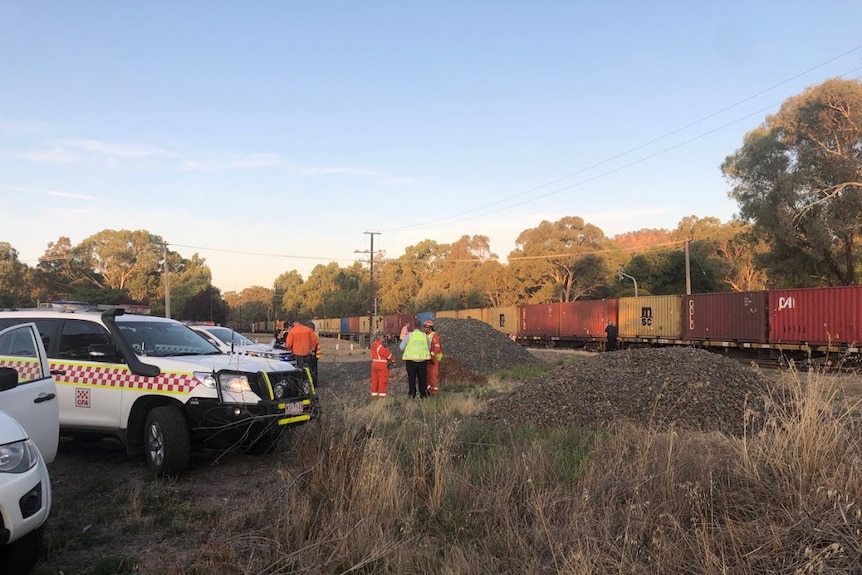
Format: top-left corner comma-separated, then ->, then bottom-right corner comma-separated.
355,231 -> 381,347
685,239 -> 692,295
163,242 -> 171,318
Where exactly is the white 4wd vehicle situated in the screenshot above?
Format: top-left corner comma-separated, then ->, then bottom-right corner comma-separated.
0,306 -> 317,477
0,322 -> 59,575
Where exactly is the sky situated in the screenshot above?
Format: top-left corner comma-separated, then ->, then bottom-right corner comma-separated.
2,1 -> 862,293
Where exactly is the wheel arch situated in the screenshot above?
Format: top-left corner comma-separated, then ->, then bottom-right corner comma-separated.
126,395 -> 187,456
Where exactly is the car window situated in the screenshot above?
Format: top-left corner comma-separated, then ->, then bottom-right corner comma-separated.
58,319 -> 113,361
118,321 -> 219,356
208,327 -> 254,346
0,318 -> 58,352
0,325 -> 43,383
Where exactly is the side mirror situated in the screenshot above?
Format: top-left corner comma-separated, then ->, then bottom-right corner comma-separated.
0,366 -> 19,391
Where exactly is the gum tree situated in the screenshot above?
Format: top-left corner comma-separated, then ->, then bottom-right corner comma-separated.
722,78 -> 862,286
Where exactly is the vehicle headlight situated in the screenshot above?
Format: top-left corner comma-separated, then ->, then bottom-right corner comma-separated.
221,374 -> 251,393
194,371 -> 217,388
273,381 -> 286,400
0,439 -> 38,473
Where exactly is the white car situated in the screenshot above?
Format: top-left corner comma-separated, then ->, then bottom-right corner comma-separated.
0,322 -> 59,575
189,325 -> 294,362
0,307 -> 316,477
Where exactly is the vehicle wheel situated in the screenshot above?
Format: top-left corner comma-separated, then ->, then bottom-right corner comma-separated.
144,406 -> 191,477
0,525 -> 44,575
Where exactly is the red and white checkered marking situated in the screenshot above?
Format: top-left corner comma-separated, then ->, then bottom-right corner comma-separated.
48,361 -> 199,394
0,358 -> 42,383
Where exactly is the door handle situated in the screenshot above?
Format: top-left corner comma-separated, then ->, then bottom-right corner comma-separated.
34,394 -> 56,403
50,369 -> 66,376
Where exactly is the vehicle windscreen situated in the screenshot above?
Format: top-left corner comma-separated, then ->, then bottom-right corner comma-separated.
207,327 -> 255,346
118,321 -> 221,356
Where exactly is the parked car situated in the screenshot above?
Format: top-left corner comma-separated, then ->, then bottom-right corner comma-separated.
0,322 -> 59,575
188,324 -> 294,362
0,305 -> 315,477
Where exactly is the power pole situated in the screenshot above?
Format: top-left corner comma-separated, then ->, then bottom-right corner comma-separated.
163,242 -> 171,318
355,231 -> 380,347
685,239 -> 691,295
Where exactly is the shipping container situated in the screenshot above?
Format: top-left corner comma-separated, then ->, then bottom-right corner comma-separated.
435,310 -> 458,319
382,313 -> 416,339
340,317 -> 350,335
358,315 -> 372,336
559,299 -> 618,341
520,303 -> 560,338
317,318 -> 341,337
457,308 -> 488,322
683,291 -> 768,342
417,311 -> 436,325
485,306 -> 519,335
769,286 -> 862,347
618,295 -> 683,340
347,316 -> 360,335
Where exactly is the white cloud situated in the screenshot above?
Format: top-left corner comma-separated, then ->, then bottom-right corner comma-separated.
46,190 -> 98,201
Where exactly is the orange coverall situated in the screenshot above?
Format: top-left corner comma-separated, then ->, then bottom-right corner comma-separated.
426,330 -> 442,395
370,339 -> 395,398
285,322 -> 314,370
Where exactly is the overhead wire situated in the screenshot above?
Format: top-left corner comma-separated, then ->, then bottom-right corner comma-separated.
383,45 -> 862,234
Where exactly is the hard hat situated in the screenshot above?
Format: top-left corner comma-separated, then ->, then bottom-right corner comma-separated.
423,320 -> 434,328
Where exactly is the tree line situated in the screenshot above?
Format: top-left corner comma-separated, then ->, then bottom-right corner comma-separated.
2,78 -> 860,326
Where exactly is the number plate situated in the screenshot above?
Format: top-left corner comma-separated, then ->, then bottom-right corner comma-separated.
285,401 -> 303,415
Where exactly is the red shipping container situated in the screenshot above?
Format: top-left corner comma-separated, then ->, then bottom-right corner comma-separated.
347,316 -> 360,335
769,286 -> 862,346
558,299 -> 618,340
683,291 -> 768,342
382,313 -> 414,337
519,303 -> 560,338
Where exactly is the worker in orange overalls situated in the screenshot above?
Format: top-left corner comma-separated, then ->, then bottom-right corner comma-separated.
370,331 -> 395,398
423,320 -> 443,396
285,320 -> 314,373
307,321 -> 321,387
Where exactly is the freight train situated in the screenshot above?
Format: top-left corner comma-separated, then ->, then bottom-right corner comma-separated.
302,285 -> 862,362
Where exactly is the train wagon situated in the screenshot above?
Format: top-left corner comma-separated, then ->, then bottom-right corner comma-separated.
485,306 -> 519,335
558,299 -> 618,344
382,314 -> 415,338
683,291 -> 769,343
769,285 -> 862,349
456,308 -> 488,321
435,310 -> 458,319
316,318 -> 341,338
520,303 -> 560,340
618,295 -> 683,341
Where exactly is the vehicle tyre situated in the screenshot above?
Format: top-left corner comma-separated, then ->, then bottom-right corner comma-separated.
0,525 -> 44,575
144,406 -> 191,477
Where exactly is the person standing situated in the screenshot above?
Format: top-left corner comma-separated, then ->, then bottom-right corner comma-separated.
285,320 -> 314,371
307,321 -> 321,387
605,320 -> 619,351
399,319 -> 431,398
423,320 -> 443,396
370,331 -> 395,399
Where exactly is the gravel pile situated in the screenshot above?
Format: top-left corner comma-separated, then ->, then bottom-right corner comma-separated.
412,317 -> 541,376
475,346 -> 772,436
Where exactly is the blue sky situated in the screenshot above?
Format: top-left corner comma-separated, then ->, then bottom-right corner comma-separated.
2,1 -> 861,293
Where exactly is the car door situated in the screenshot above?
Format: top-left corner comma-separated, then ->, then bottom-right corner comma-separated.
0,322 -> 60,463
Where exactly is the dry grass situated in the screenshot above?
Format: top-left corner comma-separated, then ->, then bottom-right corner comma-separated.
35,366 -> 862,574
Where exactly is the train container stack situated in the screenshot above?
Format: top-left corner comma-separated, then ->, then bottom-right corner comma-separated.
485,306 -> 519,335
683,291 -> 769,344
520,303 -> 560,341
618,295 -> 683,341
769,285 -> 862,349
558,299 -> 617,345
